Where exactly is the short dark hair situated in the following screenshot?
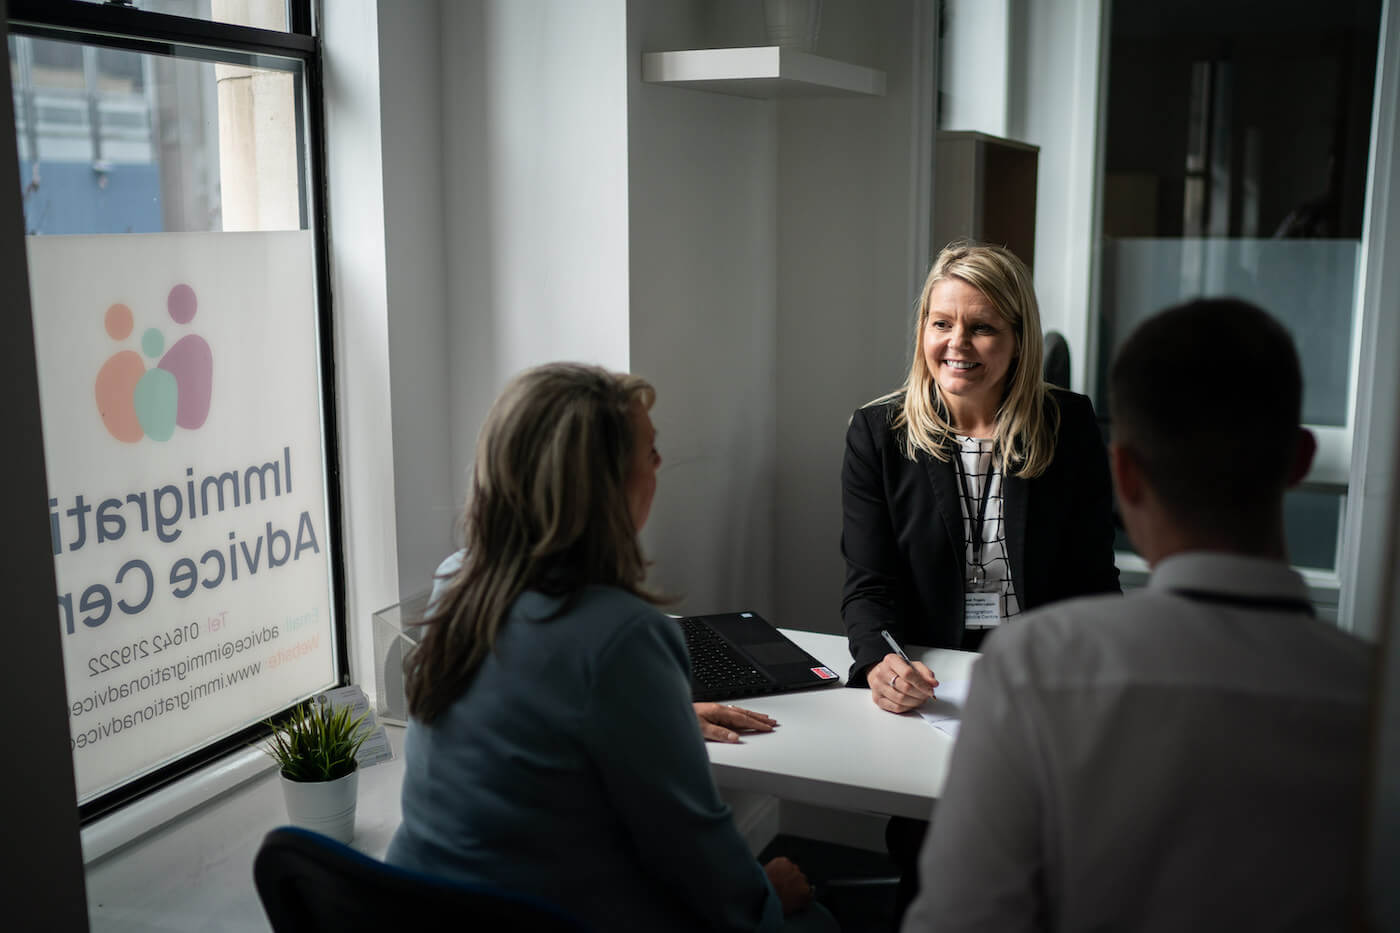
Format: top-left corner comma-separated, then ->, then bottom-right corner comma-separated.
1108,298 -> 1302,529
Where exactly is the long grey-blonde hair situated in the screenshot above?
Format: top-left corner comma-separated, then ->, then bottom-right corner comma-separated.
892,241 -> 1058,478
405,363 -> 659,724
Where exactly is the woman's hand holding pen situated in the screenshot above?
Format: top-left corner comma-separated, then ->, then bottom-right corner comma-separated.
869,653 -> 938,712
869,629 -> 938,712
870,629 -> 938,712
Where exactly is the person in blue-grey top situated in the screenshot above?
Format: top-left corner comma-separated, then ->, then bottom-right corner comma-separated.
386,362 -> 837,933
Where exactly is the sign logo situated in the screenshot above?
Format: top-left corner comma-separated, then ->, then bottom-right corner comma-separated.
95,283 -> 212,443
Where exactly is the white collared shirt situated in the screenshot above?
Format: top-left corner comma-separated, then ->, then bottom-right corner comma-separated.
905,551 -> 1373,932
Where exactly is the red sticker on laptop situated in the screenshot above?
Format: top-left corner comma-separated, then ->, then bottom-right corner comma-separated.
811,666 -> 838,680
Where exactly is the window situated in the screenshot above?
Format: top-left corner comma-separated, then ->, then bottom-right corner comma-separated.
73,0 -> 291,32
1092,0 -> 1384,602
9,0 -> 343,818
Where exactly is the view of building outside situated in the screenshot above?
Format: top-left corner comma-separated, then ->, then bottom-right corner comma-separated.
72,0 -> 289,31
11,30 -> 297,235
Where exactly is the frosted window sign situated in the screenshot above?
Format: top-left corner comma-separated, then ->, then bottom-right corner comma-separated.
13,32 -> 338,806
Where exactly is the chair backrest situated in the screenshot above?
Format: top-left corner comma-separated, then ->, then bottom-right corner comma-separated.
1043,329 -> 1071,389
253,826 -> 591,933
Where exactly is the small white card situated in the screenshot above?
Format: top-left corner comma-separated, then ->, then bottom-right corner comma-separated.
353,726 -> 395,768
317,684 -> 370,718
316,684 -> 394,768
964,592 -> 1001,626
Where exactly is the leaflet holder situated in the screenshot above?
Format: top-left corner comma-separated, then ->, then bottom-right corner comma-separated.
371,592 -> 429,726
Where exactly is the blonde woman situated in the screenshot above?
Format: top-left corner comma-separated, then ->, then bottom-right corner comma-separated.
841,242 -> 1120,917
387,364 -> 833,933
841,241 -> 1119,705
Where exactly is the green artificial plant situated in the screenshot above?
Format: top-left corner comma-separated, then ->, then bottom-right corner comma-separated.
264,700 -> 371,783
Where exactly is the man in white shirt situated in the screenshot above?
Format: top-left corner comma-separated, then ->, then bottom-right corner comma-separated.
902,298 -> 1373,931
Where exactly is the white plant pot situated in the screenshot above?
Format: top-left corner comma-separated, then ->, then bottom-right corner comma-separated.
280,768 -> 358,844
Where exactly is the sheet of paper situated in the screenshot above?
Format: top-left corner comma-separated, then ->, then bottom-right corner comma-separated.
917,678 -> 970,734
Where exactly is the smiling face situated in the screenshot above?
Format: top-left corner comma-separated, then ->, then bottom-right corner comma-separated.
922,277 -> 1018,431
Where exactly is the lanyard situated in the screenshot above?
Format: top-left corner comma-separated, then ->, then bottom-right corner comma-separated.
1171,588 -> 1315,616
953,443 -> 994,588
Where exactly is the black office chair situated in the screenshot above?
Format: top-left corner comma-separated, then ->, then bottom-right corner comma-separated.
1043,329 -> 1071,388
252,826 -> 591,933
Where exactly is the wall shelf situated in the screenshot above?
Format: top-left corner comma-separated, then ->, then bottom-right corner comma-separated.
641,47 -> 886,99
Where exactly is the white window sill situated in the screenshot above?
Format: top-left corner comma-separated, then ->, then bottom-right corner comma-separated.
84,725 -> 406,932
82,746 -> 279,865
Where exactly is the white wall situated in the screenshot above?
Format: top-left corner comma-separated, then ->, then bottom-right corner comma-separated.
774,0 -> 934,635
624,0 -> 934,629
321,0 -> 400,693
422,0 -> 930,634
441,0 -> 633,532
1005,0 -> 1107,397
379,0 -> 454,600
940,0 -> 1012,137
626,0 -> 780,616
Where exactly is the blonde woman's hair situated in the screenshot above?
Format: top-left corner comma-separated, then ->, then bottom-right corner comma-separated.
893,241 -> 1059,478
405,363 -> 658,724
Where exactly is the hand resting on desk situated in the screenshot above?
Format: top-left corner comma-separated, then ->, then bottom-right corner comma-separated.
694,702 -> 778,743
868,652 -> 938,713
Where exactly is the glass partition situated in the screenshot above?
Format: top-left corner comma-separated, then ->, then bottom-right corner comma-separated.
1094,0 -> 1383,573
1098,238 -> 1358,427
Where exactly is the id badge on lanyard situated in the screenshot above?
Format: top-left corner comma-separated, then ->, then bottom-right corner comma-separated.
964,591 -> 1001,626
956,449 -> 1003,628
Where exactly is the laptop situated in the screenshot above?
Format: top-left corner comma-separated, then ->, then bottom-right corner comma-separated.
676,611 -> 843,702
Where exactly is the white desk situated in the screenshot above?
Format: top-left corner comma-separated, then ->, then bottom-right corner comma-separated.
84,629 -> 976,930
707,630 -> 979,821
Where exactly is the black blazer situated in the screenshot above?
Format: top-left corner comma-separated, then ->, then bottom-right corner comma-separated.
840,388 -> 1120,683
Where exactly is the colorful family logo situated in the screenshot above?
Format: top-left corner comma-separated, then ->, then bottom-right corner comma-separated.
95,284 -> 213,443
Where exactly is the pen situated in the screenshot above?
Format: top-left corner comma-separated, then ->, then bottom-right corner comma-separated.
881,629 -> 913,664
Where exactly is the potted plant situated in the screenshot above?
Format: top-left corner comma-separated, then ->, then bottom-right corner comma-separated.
263,699 -> 371,843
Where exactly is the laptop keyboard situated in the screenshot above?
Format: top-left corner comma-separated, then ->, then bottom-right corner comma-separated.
679,618 -> 771,698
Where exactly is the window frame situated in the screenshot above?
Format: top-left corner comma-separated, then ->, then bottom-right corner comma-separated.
7,0 -> 348,822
